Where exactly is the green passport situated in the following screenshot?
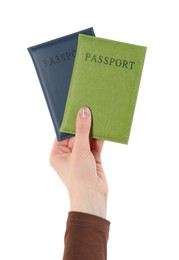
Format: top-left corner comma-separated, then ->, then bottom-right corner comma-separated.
60,34 -> 147,144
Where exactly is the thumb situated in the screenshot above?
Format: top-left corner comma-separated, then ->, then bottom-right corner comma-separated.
73,107 -> 91,155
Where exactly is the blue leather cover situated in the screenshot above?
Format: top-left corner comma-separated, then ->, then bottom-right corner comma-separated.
28,28 -> 95,140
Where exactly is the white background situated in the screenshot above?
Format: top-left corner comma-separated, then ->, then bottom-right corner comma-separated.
0,0 -> 179,259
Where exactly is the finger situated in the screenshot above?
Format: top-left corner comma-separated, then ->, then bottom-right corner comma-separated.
73,107 -> 91,155
49,136 -> 74,165
90,139 -> 104,164
90,139 -> 104,154
67,136 -> 75,150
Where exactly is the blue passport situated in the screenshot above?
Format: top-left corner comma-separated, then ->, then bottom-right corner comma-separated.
28,28 -> 95,140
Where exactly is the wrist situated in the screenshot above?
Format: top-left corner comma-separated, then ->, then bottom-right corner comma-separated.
70,192 -> 107,219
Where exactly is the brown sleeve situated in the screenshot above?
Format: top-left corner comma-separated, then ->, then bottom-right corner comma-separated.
62,211 -> 110,260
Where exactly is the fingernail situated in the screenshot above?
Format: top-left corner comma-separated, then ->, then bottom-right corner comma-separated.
79,107 -> 90,119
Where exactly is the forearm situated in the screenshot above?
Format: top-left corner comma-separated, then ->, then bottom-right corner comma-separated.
63,211 -> 110,260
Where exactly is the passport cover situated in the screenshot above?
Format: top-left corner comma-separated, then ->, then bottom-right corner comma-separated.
60,34 -> 147,144
27,28 -> 95,140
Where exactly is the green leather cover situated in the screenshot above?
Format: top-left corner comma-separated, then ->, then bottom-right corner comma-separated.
60,34 -> 147,144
